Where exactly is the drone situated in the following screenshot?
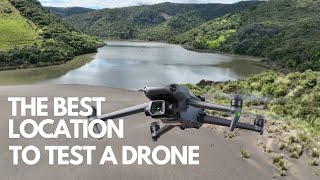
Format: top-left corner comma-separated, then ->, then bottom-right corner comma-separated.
88,84 -> 264,141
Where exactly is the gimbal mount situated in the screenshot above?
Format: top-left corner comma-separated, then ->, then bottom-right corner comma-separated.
88,84 -> 264,141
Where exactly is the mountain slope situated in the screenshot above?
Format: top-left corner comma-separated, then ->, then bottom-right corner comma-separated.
64,1 -> 264,40
46,6 -> 95,17
176,0 -> 320,71
0,0 -> 39,50
0,0 -> 102,70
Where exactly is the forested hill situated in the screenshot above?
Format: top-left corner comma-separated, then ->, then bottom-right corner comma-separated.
64,1 -> 264,39
46,6 -> 95,17
0,0 -> 102,70
176,0 -> 320,71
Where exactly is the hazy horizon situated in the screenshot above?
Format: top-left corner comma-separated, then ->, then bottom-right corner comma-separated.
39,0 -> 259,9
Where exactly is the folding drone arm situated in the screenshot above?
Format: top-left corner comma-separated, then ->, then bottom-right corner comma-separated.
201,114 -> 264,135
187,96 -> 243,131
97,103 -> 149,121
88,103 -> 149,136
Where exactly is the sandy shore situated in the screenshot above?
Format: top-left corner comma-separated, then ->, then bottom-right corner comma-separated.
0,85 -> 317,180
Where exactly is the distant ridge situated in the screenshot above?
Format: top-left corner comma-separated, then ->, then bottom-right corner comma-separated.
46,6 -> 96,17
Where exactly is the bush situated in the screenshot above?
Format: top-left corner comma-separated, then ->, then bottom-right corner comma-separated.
241,149 -> 250,159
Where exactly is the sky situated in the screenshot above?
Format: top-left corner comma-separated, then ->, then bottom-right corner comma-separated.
38,0 -> 246,9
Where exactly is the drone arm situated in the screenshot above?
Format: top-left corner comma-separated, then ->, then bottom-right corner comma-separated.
96,103 -> 149,121
187,99 -> 232,113
88,103 -> 149,139
202,115 -> 264,135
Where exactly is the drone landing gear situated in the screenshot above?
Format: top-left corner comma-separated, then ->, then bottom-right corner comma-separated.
150,122 -> 175,141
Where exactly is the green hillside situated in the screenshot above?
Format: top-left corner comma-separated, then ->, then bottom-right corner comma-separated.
46,6 -> 95,17
0,0 -> 102,70
0,0 -> 39,50
185,70 -> 320,167
186,70 -> 320,134
64,1 -> 263,40
176,0 -> 320,71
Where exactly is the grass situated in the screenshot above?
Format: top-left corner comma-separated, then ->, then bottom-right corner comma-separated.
0,0 -> 39,50
288,136 -> 297,143
206,29 -> 236,49
278,142 -> 287,150
287,144 -> 303,158
272,155 -> 289,176
290,151 -> 299,159
241,148 -> 250,159
0,53 -> 95,85
308,159 -> 319,166
272,155 -> 282,164
279,170 -> 287,176
278,159 -> 289,171
310,148 -> 320,158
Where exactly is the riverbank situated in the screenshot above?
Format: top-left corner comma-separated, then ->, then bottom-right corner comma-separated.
181,44 -> 293,73
0,53 -> 96,85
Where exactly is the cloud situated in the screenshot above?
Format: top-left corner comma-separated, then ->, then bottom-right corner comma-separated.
39,0 -> 244,9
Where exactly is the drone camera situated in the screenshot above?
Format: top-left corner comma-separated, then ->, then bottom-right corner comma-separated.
145,100 -> 166,117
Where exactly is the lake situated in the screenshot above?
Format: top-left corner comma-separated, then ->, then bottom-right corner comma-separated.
1,40 -> 268,90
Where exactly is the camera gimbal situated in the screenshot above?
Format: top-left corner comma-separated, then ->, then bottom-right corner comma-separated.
88,84 -> 264,141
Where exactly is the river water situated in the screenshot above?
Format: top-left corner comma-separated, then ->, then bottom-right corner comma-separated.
40,40 -> 267,90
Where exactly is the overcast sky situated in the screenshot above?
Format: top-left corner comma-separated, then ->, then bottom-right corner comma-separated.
39,0 -> 247,9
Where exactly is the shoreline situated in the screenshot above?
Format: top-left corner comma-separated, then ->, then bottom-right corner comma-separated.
101,38 -> 268,62
182,45 -> 293,73
0,53 -> 96,86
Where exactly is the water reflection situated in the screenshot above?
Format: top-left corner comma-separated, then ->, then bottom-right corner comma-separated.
42,40 -> 267,90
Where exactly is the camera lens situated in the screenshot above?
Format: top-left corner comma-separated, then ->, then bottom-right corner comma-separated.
150,102 -> 163,114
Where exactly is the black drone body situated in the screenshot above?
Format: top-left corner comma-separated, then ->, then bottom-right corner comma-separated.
88,84 -> 264,141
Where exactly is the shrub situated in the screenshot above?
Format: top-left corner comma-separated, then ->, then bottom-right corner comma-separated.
278,142 -> 286,150
278,159 -> 289,171
310,148 -> 320,158
273,155 -> 282,164
241,149 -> 250,159
308,159 -> 319,166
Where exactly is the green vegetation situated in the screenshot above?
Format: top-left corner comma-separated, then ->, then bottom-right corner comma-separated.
62,0 -> 320,71
46,7 -> 95,17
176,0 -> 320,71
272,153 -> 291,176
310,148 -> 319,158
308,159 -> 319,166
64,1 -> 263,41
278,142 -> 286,150
184,70 -> 320,134
0,0 -> 39,50
0,0 -> 102,70
241,148 -> 250,159
273,155 -> 282,164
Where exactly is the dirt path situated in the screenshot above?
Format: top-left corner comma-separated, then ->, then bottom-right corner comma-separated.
0,85 -> 317,180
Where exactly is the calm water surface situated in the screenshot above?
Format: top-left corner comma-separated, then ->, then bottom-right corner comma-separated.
40,40 -> 268,90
